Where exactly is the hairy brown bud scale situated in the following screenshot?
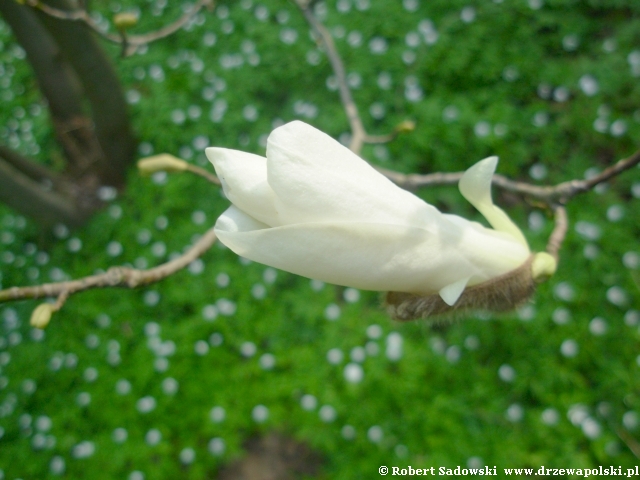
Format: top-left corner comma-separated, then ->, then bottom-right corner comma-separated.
386,255 -> 536,321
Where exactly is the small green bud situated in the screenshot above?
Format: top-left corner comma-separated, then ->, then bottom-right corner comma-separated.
394,120 -> 416,134
30,303 -> 54,329
137,154 -> 189,175
113,12 -> 139,30
531,252 -> 557,283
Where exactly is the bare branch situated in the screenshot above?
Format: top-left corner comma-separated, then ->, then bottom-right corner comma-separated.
296,0 -> 402,154
0,224 -> 217,303
0,153 -> 89,227
23,0 -> 215,56
552,149 -> 640,201
297,2 -> 364,152
377,148 -> 640,205
186,164 -> 221,186
546,206 -> 567,261
612,423 -> 640,459
0,145 -> 62,185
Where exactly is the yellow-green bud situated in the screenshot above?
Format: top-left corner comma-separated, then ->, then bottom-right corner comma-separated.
30,303 -> 55,329
395,120 -> 416,134
113,12 -> 139,30
531,252 -> 557,283
137,154 -> 189,175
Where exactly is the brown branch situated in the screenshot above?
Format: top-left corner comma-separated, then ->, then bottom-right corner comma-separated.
0,159 -> 221,305
546,206 -> 567,261
186,164 -> 221,186
296,0 -> 401,154
297,1 -> 363,152
23,0 -> 215,56
0,154 -> 89,227
553,149 -> 640,201
0,145 -> 62,185
0,224 -> 217,303
611,422 -> 640,459
32,0 -> 137,187
377,148 -> 640,205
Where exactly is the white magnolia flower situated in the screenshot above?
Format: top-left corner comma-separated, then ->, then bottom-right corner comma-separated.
206,121 -> 555,319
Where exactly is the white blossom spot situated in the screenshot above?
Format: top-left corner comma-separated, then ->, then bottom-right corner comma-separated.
210,406 -> 226,423
623,411 -> 638,430
327,348 -> 344,365
319,405 -> 337,422
541,408 -> 559,426
579,74 -> 599,96
300,394 -> 317,411
324,303 -> 341,321
145,429 -> 162,446
180,448 -> 196,465
252,405 -> 269,422
589,317 -> 607,336
208,437 -> 225,456
460,6 -> 475,23
344,363 -> 364,383
240,342 -> 257,358
606,286 -> 628,307
506,404 -> 524,422
445,345 -> 461,364
498,364 -> 516,382
560,339 -> 578,357
136,396 -> 156,413
367,425 -> 383,443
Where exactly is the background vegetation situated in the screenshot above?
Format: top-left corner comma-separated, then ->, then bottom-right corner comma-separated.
1,0 -> 640,478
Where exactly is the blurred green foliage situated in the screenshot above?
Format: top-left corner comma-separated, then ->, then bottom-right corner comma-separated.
1,0 -> 640,478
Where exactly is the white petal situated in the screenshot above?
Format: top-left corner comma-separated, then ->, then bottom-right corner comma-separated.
439,276 -> 471,306
459,156 -> 528,247
214,215 -> 530,294
266,121 -> 439,227
206,147 -> 280,227
215,205 -> 269,233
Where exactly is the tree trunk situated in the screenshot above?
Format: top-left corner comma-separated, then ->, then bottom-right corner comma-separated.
0,0 -> 136,227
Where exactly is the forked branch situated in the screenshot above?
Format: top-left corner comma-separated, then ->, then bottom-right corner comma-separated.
0,225 -> 217,303
23,0 -> 215,56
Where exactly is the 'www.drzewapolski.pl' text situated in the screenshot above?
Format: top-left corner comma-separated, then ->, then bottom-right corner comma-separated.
378,465 -> 640,476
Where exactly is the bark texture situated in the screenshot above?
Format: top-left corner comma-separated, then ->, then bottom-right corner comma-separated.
0,0 -> 136,227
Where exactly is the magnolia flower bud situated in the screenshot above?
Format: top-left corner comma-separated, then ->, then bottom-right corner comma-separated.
137,154 -> 188,175
206,121 -> 556,321
30,303 -> 55,329
113,12 -> 139,30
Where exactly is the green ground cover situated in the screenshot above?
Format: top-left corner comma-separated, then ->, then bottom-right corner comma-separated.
1,0 -> 640,478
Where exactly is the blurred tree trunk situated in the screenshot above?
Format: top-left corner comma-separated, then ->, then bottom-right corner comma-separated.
0,0 -> 136,228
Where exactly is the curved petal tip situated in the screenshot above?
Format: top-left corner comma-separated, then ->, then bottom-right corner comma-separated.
439,276 -> 471,306
458,156 -> 498,207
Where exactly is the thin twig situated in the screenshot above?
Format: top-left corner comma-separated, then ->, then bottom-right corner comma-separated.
612,423 -> 640,459
546,206 -> 567,261
296,0 -> 400,154
297,2 -> 364,152
24,0 -> 215,56
186,164 -> 221,185
364,133 -> 397,144
0,226 -> 217,303
553,149 -> 640,201
377,148 -> 640,205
